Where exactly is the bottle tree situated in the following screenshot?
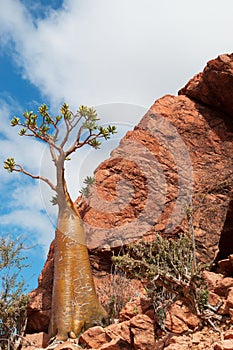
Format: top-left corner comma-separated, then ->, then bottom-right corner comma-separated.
4,103 -> 116,341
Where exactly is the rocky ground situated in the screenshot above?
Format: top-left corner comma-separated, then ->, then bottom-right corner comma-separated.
22,261 -> 233,349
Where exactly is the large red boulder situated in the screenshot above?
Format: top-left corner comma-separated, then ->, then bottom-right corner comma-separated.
179,53 -> 233,117
81,54 -> 233,264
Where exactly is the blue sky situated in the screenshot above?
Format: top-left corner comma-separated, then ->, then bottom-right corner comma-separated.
0,0 -> 233,290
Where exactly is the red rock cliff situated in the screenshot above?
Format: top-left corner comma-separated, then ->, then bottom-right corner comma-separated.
81,53 -> 233,264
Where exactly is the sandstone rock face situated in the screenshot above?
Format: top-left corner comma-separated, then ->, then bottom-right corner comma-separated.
214,193 -> 233,264
26,53 -> 233,349
26,241 -> 54,333
179,53 -> 233,118
81,53 -> 233,265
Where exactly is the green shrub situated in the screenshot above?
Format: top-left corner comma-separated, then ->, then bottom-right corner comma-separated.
112,232 -> 209,329
0,235 -> 29,349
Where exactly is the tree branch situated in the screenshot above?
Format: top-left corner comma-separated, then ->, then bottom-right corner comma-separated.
65,131 -> 103,157
71,114 -> 83,131
13,164 -> 56,192
17,121 -> 61,152
60,117 -> 71,149
49,144 -> 58,165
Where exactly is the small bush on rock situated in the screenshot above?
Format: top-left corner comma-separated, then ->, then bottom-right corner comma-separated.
112,232 -> 210,330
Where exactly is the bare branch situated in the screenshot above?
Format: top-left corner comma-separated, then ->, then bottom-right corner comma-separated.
14,164 -> 56,192
46,136 -> 62,152
22,133 -> 35,137
75,123 -> 84,144
49,144 -> 58,165
70,114 -> 83,133
54,123 -> 60,142
60,117 -> 71,149
66,114 -> 84,146
24,123 -> 62,152
65,130 -> 104,158
48,115 -> 60,141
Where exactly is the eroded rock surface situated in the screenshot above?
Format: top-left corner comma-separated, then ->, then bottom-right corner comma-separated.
81,54 -> 233,265
178,53 -> 233,118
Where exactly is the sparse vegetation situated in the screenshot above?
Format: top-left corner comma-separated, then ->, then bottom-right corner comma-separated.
79,176 -> 96,198
0,234 -> 29,349
104,266 -> 140,324
112,230 -> 210,330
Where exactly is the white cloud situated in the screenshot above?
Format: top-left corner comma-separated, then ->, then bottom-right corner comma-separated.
0,208 -> 54,250
0,0 -> 233,109
0,100 -> 45,182
0,101 -> 55,255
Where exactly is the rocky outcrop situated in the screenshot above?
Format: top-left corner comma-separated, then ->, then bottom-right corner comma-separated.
26,241 -> 54,333
81,54 -> 233,265
214,192 -> 233,264
26,53 -> 233,348
178,53 -> 233,118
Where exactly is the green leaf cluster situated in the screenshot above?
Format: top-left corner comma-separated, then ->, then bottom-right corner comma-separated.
77,105 -> 117,148
4,102 -> 117,201
99,125 -> 117,140
50,195 -> 58,206
10,104 -> 61,140
8,103 -> 117,151
113,234 -> 195,279
10,117 -> 20,126
3,158 -> 15,173
60,102 -> 71,119
79,176 -> 95,198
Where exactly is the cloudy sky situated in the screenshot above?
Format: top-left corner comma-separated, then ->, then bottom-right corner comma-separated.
0,0 -> 232,289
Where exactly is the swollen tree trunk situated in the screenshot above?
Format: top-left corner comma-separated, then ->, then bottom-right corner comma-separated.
49,158 -> 107,340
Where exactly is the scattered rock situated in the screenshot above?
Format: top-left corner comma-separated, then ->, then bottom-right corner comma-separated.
229,308 -> 233,323
165,301 -> 201,334
105,321 -> 131,344
130,314 -> 156,350
79,314 -> 155,350
48,340 -> 80,350
79,326 -> 109,349
224,330 -> 233,340
214,339 -> 233,350
21,332 -> 49,349
214,277 -> 233,297
218,254 -> 233,276
119,298 -> 152,322
226,287 -> 233,311
98,337 -> 131,350
203,271 -> 224,290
